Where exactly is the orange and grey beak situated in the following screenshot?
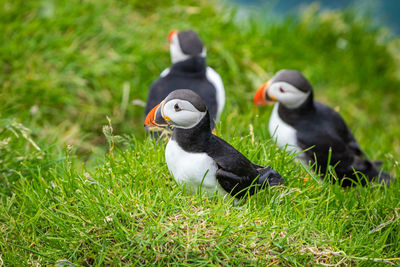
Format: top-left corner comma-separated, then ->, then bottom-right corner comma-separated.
168,30 -> 179,43
253,80 -> 276,106
144,102 -> 168,128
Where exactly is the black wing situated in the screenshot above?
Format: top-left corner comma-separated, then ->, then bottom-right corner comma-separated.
215,169 -> 255,198
320,104 -> 392,185
315,102 -> 369,157
209,136 -> 282,198
208,135 -> 258,198
298,103 -> 375,184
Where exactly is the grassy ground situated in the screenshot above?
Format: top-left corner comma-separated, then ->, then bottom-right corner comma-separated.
1,0 -> 400,265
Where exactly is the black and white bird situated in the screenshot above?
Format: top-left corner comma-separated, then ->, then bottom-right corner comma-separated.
145,89 -> 283,199
254,69 -> 392,186
145,30 -> 225,131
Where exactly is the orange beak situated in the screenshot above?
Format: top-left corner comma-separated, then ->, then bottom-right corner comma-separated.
253,80 -> 276,106
144,103 -> 168,128
168,30 -> 179,43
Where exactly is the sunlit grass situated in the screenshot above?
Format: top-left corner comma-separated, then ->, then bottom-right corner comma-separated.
1,0 -> 400,265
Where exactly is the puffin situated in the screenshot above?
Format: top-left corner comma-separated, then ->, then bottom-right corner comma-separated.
145,30 -> 225,132
144,89 -> 283,199
253,69 -> 392,186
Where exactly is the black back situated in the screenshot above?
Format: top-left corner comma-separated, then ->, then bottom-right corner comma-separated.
145,57 -> 218,128
278,94 -> 385,186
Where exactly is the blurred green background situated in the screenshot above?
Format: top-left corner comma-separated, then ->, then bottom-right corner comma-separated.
1,0 -> 399,163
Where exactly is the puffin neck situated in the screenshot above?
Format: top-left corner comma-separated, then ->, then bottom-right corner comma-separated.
171,111 -> 212,152
170,56 -> 206,77
277,91 -> 315,126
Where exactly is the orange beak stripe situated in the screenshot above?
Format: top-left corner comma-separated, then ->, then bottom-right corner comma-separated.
144,103 -> 161,127
253,82 -> 269,105
168,30 -> 179,43
253,81 -> 276,106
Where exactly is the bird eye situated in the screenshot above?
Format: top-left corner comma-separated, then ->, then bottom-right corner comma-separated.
279,87 -> 285,93
174,103 -> 181,111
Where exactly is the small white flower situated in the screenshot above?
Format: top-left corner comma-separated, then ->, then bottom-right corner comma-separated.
336,38 -> 348,50
104,215 -> 113,223
30,105 -> 39,115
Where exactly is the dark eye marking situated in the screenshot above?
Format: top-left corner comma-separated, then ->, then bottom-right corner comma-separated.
279,87 -> 285,93
174,103 -> 181,111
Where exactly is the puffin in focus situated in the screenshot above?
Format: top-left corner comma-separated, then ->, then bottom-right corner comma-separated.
145,30 -> 225,132
254,69 -> 392,186
145,89 -> 283,199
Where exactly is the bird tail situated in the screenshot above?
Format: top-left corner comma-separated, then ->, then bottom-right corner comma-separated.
376,170 -> 392,186
366,161 -> 393,186
257,166 -> 284,187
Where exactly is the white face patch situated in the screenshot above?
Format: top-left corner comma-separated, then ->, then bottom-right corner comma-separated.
169,34 -> 206,64
163,99 -> 207,129
269,81 -> 310,109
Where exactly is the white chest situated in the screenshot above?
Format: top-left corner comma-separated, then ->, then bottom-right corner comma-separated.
269,104 -> 300,154
165,140 -> 227,196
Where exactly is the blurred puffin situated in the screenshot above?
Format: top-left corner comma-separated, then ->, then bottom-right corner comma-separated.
254,69 -> 392,186
145,30 -> 225,132
145,89 -> 283,199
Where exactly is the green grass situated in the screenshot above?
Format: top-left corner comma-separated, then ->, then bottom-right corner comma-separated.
1,0 -> 400,265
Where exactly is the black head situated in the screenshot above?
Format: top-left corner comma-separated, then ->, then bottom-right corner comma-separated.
254,69 -> 313,109
271,70 -> 312,93
168,30 -> 206,63
145,89 -> 208,129
164,89 -> 207,113
177,30 -> 204,56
